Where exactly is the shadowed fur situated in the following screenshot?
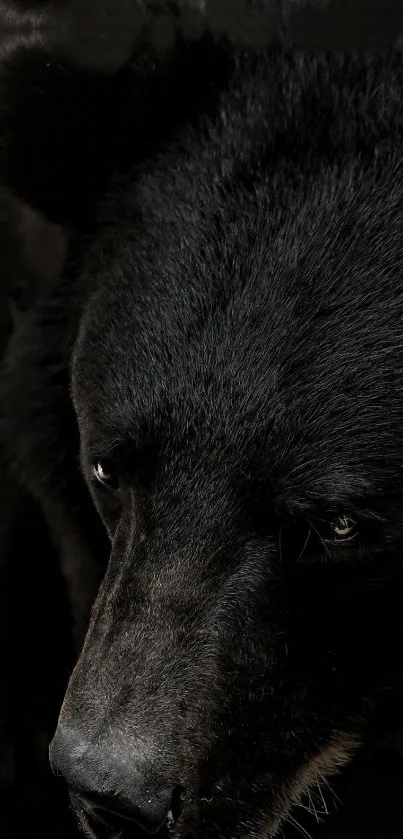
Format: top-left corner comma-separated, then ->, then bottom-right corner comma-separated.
0,3 -> 403,838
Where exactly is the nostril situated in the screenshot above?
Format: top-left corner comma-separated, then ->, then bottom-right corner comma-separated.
170,785 -> 186,824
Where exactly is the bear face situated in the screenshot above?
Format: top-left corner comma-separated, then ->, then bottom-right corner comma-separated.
46,50 -> 403,839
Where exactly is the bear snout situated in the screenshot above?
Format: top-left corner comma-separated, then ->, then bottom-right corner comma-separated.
49,723 -> 182,836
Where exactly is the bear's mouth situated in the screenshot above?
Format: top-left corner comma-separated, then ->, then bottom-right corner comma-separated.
71,732 -> 358,839
72,793 -> 171,839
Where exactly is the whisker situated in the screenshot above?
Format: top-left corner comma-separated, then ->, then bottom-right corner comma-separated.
316,780 -> 329,816
297,802 -> 322,824
278,522 -> 284,564
320,774 -> 341,807
285,812 -> 314,839
296,524 -> 312,563
307,790 -> 318,822
309,520 -> 331,559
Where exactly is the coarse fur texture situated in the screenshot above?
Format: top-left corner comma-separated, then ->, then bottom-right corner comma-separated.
1,2 -> 403,838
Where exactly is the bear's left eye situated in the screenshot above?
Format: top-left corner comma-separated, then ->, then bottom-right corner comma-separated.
330,515 -> 357,542
92,461 -> 120,491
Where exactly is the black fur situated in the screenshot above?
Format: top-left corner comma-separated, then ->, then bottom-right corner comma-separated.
1,3 -> 403,838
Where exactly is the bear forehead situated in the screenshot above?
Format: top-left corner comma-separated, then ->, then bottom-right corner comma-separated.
74,174 -> 403,450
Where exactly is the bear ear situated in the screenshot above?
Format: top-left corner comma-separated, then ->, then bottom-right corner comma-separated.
0,0 -> 148,74
0,0 -> 284,70
0,30 -> 130,224
11,198 -> 67,316
0,0 -> 154,224
0,187 -> 66,353
0,0 -> 285,224
0,0 -> 196,224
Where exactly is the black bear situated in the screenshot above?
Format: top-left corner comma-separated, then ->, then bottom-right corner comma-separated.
1,2 -> 403,838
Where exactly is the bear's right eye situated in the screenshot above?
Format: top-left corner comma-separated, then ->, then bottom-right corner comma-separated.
92,461 -> 120,491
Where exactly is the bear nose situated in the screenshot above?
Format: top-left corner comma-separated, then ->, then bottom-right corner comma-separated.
49,725 -> 178,834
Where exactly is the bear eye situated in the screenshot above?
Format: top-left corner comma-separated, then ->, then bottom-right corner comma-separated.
92,461 -> 119,491
330,515 -> 357,542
